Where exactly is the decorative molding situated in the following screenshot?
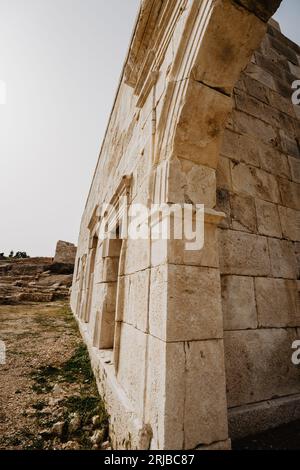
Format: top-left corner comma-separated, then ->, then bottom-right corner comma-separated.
125,0 -> 188,108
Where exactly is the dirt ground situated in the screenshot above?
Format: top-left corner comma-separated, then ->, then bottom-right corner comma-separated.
0,302 -> 108,450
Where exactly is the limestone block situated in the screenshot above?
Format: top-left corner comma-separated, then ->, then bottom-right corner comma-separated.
231,193 -> 257,233
255,277 -> 299,327
54,240 -> 77,264
279,130 -> 300,159
216,156 -> 232,191
268,238 -> 298,279
232,110 -> 277,147
268,34 -> 299,65
256,199 -> 282,238
144,336 -> 165,449
216,189 -> 231,228
167,158 -> 216,207
254,52 -> 287,86
221,129 -> 260,167
257,143 -> 290,179
122,270 -> 150,333
278,206 -> 300,242
242,74 -> 270,104
163,341 -> 186,450
173,80 -> 232,169
92,281 -> 118,349
221,275 -> 257,330
268,89 -> 295,117
124,238 -> 150,275
245,62 -> 276,91
289,61 -> 300,76
153,339 -> 228,449
219,229 -> 270,276
234,0 -> 282,22
100,257 -> 119,283
224,329 -> 300,408
234,89 -> 269,124
183,340 -> 229,448
278,178 -> 300,211
231,161 -> 280,203
289,157 -> 300,184
151,219 -> 220,269
145,337 -> 185,450
117,323 -> 147,420
191,0 -> 266,92
149,265 -> 223,342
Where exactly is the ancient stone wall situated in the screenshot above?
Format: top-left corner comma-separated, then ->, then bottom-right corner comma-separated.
71,0 -> 287,450
217,21 -> 300,438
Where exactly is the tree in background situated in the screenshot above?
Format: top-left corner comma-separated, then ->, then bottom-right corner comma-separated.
0,251 -> 30,260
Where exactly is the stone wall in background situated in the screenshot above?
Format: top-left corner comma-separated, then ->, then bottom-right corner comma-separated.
217,20 -> 300,438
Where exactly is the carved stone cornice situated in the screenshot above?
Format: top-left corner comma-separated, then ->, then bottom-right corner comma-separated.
124,0 -> 188,107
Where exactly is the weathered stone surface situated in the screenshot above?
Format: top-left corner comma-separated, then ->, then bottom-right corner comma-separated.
216,156 -> 232,191
124,239 -> 150,275
183,340 -> 229,448
149,265 -> 223,342
216,189 -> 231,228
167,158 -> 216,207
173,80 -> 232,169
278,206 -> 300,242
219,230 -> 270,276
234,0 -> 282,22
268,89 -> 295,116
278,178 -> 300,211
245,61 -> 276,91
231,162 -> 280,203
151,219 -> 221,270
221,130 -> 260,167
279,130 -> 300,159
289,156 -> 300,184
242,73 -> 270,104
231,194 -> 257,233
268,238 -> 298,279
192,0 -> 267,92
257,144 -> 290,179
225,329 -> 300,408
54,240 -> 77,264
121,269 -> 150,333
221,276 -> 257,330
117,323 -> 147,419
256,199 -> 282,237
232,110 -> 277,147
145,336 -> 185,450
255,277 -> 299,327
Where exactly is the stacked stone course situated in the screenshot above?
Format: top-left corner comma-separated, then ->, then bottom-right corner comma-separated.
217,21 -> 300,438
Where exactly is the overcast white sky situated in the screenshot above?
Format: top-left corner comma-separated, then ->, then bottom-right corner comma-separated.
0,0 -> 299,257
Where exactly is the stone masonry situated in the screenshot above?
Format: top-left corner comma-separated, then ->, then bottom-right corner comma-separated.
70,0 -> 299,450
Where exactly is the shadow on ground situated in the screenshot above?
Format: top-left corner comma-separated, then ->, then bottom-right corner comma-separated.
233,420 -> 300,450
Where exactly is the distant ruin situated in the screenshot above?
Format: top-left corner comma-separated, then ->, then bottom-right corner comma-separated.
0,241 -> 76,304
54,240 -> 77,265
